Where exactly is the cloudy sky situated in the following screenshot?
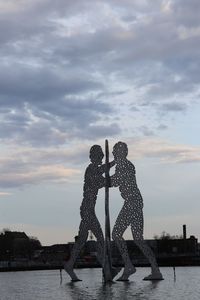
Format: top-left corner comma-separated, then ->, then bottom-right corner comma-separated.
0,0 -> 200,245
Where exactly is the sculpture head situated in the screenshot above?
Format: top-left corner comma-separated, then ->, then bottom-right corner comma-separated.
112,141 -> 128,162
89,145 -> 104,164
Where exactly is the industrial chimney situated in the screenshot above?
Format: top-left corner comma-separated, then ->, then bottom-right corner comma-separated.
183,224 -> 187,240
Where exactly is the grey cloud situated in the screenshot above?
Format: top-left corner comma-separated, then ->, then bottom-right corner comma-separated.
34,148 -> 89,166
0,153 -> 76,189
0,54 -> 119,145
128,138 -> 200,164
157,124 -> 168,131
160,102 -> 187,112
138,126 -> 154,137
0,104 -> 119,146
0,0 -> 89,44
0,107 -> 29,139
0,0 -> 200,192
0,94 -> 119,146
146,77 -> 196,100
6,110 -> 30,124
130,105 -> 140,112
22,122 -> 67,147
171,0 -> 200,27
0,63 -> 102,104
0,139 -> 116,188
36,97 -> 112,120
0,6 -> 51,45
81,123 -> 121,140
0,0 -> 200,147
1,0 -> 200,92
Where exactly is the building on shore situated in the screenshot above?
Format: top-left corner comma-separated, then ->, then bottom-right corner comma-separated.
0,225 -> 200,271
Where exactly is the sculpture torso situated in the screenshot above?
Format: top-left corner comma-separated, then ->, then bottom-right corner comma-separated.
80,163 -> 105,216
112,159 -> 143,209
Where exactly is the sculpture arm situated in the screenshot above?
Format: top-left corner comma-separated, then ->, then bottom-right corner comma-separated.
109,174 -> 119,187
99,160 -> 115,173
109,160 -> 115,168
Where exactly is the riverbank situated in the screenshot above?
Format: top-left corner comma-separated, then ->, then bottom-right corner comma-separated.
1,254 -> 200,272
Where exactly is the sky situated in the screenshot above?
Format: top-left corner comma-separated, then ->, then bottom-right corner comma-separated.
0,0 -> 200,246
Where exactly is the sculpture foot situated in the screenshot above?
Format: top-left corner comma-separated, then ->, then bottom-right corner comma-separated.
64,262 -> 81,281
143,271 -> 164,281
117,277 -> 129,282
71,278 -> 82,282
117,265 -> 136,281
111,266 -> 122,280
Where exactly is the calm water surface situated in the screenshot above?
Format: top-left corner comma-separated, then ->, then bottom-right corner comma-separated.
0,267 -> 200,300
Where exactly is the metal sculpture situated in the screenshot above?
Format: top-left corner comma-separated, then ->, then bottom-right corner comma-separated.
64,145 -> 105,281
110,141 -> 163,281
64,144 -> 118,281
64,140 -> 163,282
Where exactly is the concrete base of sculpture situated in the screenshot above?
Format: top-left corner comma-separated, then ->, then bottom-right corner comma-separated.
143,271 -> 164,281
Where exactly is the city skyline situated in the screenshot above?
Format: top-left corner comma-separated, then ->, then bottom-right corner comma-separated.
0,0 -> 200,245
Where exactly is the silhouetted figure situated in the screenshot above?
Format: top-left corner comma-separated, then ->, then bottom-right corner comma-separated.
64,145 -> 111,281
110,141 -> 163,281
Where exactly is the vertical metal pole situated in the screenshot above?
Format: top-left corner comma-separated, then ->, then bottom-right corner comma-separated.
103,139 -> 112,281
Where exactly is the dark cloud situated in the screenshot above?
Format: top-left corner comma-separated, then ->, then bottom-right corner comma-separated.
0,0 -> 199,147
0,63 -> 102,103
0,98 -> 120,146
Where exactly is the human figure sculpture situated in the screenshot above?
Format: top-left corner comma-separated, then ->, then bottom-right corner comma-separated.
64,145 -> 118,281
110,141 -> 163,281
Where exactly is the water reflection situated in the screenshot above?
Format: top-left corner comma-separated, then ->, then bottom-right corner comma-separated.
64,279 -> 161,300
131,281 -> 160,300
1,267 -> 200,300
64,281 -> 115,300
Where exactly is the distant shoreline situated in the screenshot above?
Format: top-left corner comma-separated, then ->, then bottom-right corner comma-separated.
1,257 -> 200,272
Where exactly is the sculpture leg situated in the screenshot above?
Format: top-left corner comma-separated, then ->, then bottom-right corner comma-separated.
112,207 -> 136,281
64,220 -> 89,281
90,216 -> 104,266
131,212 -> 163,280
91,216 -> 121,280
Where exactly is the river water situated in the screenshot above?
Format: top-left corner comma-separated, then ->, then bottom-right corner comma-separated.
0,267 -> 200,300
